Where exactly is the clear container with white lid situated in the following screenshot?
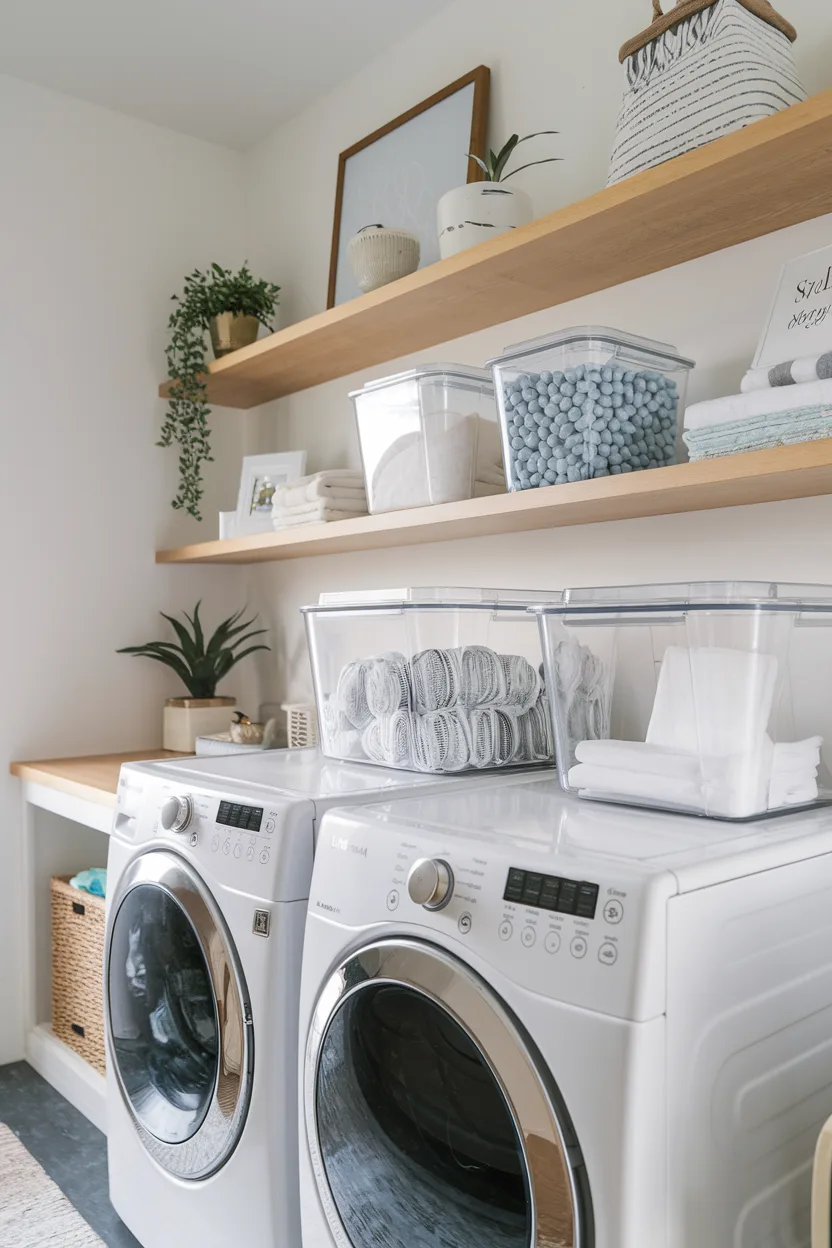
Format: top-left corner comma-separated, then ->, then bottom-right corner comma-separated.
488,326 -> 695,491
350,364 -> 504,515
302,586 -> 560,773
532,581 -> 832,820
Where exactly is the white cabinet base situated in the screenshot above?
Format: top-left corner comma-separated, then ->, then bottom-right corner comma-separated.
27,1023 -> 106,1134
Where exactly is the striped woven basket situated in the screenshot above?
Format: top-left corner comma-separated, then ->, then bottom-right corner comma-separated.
51,876 -> 106,1075
608,0 -> 805,185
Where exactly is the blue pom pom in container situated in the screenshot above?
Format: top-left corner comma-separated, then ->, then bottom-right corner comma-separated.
489,327 -> 695,489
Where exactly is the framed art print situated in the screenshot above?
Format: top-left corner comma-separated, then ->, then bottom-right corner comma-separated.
235,451 -> 307,536
327,66 -> 490,308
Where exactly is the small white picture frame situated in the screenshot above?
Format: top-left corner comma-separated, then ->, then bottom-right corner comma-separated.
235,452 -> 307,536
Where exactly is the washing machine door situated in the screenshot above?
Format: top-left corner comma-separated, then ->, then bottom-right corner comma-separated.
105,849 -> 253,1180
305,939 -> 589,1248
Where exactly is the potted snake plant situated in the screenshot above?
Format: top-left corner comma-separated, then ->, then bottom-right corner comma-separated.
118,604 -> 270,752
437,132 -> 561,259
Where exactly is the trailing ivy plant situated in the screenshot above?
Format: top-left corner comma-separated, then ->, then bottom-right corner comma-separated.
466,132 -> 561,182
160,263 -> 280,520
117,603 -> 270,699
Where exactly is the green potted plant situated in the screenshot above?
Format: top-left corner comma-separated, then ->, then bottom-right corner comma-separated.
161,263 -> 281,521
118,603 -> 270,752
437,132 -> 561,259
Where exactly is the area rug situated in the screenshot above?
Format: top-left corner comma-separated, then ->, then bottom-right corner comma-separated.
0,1123 -> 103,1245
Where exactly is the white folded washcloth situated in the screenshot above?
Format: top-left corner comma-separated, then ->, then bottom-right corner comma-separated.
272,470 -> 366,510
647,646 -> 778,761
272,504 -> 367,530
741,351 -> 832,393
769,775 -> 819,809
772,736 -> 823,772
684,379 -> 832,431
569,761 -> 777,819
574,739 -> 701,780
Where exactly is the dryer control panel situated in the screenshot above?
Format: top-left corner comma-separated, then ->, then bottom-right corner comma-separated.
310,809 -> 673,1023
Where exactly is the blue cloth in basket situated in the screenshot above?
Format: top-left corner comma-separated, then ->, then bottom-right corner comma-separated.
69,868 -> 107,898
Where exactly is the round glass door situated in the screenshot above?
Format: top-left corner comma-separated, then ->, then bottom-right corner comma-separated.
108,883 -> 218,1145
106,850 -> 253,1180
306,941 -> 584,1248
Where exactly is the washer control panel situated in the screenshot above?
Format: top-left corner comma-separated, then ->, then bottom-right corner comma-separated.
310,811 -> 671,1021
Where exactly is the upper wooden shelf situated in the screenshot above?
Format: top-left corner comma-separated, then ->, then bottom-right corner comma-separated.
157,90 -> 832,409
156,439 -> 832,565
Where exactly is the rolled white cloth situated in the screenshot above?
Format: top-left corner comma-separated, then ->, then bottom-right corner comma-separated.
684,379 -> 832,431
741,351 -> 832,393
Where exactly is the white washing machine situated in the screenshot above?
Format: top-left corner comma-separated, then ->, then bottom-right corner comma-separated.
298,776 -> 832,1248
104,747 -> 528,1248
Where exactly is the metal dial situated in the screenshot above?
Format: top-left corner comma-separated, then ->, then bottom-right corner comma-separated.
160,794 -> 193,833
407,858 -> 454,911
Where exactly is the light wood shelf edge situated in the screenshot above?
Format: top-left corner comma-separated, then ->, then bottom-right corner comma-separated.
10,750 -> 183,805
156,90 -> 832,408
155,441 -> 832,565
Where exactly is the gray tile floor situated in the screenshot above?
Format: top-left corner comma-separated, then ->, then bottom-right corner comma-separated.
0,1061 -> 141,1247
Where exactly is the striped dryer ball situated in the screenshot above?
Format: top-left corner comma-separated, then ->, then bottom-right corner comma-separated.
608,0 -> 805,185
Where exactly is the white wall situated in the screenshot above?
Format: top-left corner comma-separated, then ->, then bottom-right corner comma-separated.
241,0 -> 832,707
0,74 -> 255,1062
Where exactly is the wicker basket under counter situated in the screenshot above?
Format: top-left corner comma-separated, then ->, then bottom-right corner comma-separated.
50,875 -> 106,1075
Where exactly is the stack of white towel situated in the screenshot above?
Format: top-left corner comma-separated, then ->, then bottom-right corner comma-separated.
271,471 -> 368,530
567,644 -> 823,818
683,378 -> 832,462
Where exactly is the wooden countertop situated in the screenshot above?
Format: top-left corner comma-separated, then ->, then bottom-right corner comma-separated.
10,750 -> 185,808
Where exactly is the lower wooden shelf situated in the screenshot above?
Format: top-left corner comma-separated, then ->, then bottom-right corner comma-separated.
156,441 -> 832,565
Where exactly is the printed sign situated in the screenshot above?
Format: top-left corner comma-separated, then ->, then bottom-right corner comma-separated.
753,243 -> 832,370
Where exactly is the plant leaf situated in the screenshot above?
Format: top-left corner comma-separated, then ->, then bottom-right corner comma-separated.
465,152 -> 492,180
492,135 -> 520,181
517,130 -> 560,142
222,645 -> 272,670
160,611 -> 198,664
205,607 -> 247,656
183,600 -> 205,657
119,649 -> 195,693
500,157 -> 563,181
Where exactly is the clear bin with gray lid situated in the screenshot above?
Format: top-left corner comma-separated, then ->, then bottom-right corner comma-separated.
532,580 -> 832,819
350,364 -> 503,514
303,586 -> 560,773
489,326 -> 695,491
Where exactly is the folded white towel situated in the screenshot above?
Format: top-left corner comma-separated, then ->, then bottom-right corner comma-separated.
772,736 -> 823,770
684,379 -> 832,431
272,505 -> 367,530
574,739 -> 701,779
741,352 -> 832,393
273,471 -> 366,510
769,775 -> 819,808
569,761 -> 781,819
647,646 -> 778,761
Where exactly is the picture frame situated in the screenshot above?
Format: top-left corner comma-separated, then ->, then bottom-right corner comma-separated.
327,66 -> 490,308
235,452 -> 307,536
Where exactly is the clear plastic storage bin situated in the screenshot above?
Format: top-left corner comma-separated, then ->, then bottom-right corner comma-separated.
350,364 -> 504,514
533,581 -> 832,820
489,326 -> 695,490
302,587 -> 560,773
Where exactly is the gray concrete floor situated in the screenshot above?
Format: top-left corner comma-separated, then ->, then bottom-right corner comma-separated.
0,1061 -> 141,1247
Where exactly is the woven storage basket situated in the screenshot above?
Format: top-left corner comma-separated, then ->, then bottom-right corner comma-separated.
608,0 -> 805,185
50,876 -> 106,1075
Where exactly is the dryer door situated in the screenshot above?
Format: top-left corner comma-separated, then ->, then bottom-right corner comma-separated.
305,939 -> 590,1248
105,849 -> 253,1180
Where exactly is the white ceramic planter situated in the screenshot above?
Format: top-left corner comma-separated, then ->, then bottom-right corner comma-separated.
163,697 -> 236,753
347,226 -> 420,293
437,184 -> 533,259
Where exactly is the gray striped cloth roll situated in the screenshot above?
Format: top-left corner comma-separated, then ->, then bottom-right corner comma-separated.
608,0 -> 806,186
741,352 -> 832,393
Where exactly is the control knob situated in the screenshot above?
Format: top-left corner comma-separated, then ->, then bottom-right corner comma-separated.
160,794 -> 193,833
407,858 -> 454,911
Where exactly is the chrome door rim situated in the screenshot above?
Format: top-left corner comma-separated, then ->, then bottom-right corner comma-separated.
105,849 -> 254,1180
304,938 -> 584,1248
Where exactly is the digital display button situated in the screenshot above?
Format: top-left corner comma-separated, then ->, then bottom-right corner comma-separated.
502,868 -> 600,919
217,800 -> 263,832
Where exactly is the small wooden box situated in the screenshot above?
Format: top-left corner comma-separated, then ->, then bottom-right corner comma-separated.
50,876 -> 106,1075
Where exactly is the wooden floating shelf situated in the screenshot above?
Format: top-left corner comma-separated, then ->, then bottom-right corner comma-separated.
156,441 -> 832,565
157,90 -> 832,409
10,750 -> 183,806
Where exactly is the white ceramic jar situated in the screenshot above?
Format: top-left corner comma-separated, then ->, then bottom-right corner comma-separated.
347,226 -> 420,294
437,184 -> 532,259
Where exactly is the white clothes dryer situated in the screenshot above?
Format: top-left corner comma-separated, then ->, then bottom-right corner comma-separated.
299,776 -> 832,1248
105,747 -> 523,1248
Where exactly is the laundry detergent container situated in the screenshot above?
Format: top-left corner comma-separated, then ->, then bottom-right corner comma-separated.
490,326 -> 694,490
302,587 -> 559,773
351,364 -> 504,514
533,581 -> 832,820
